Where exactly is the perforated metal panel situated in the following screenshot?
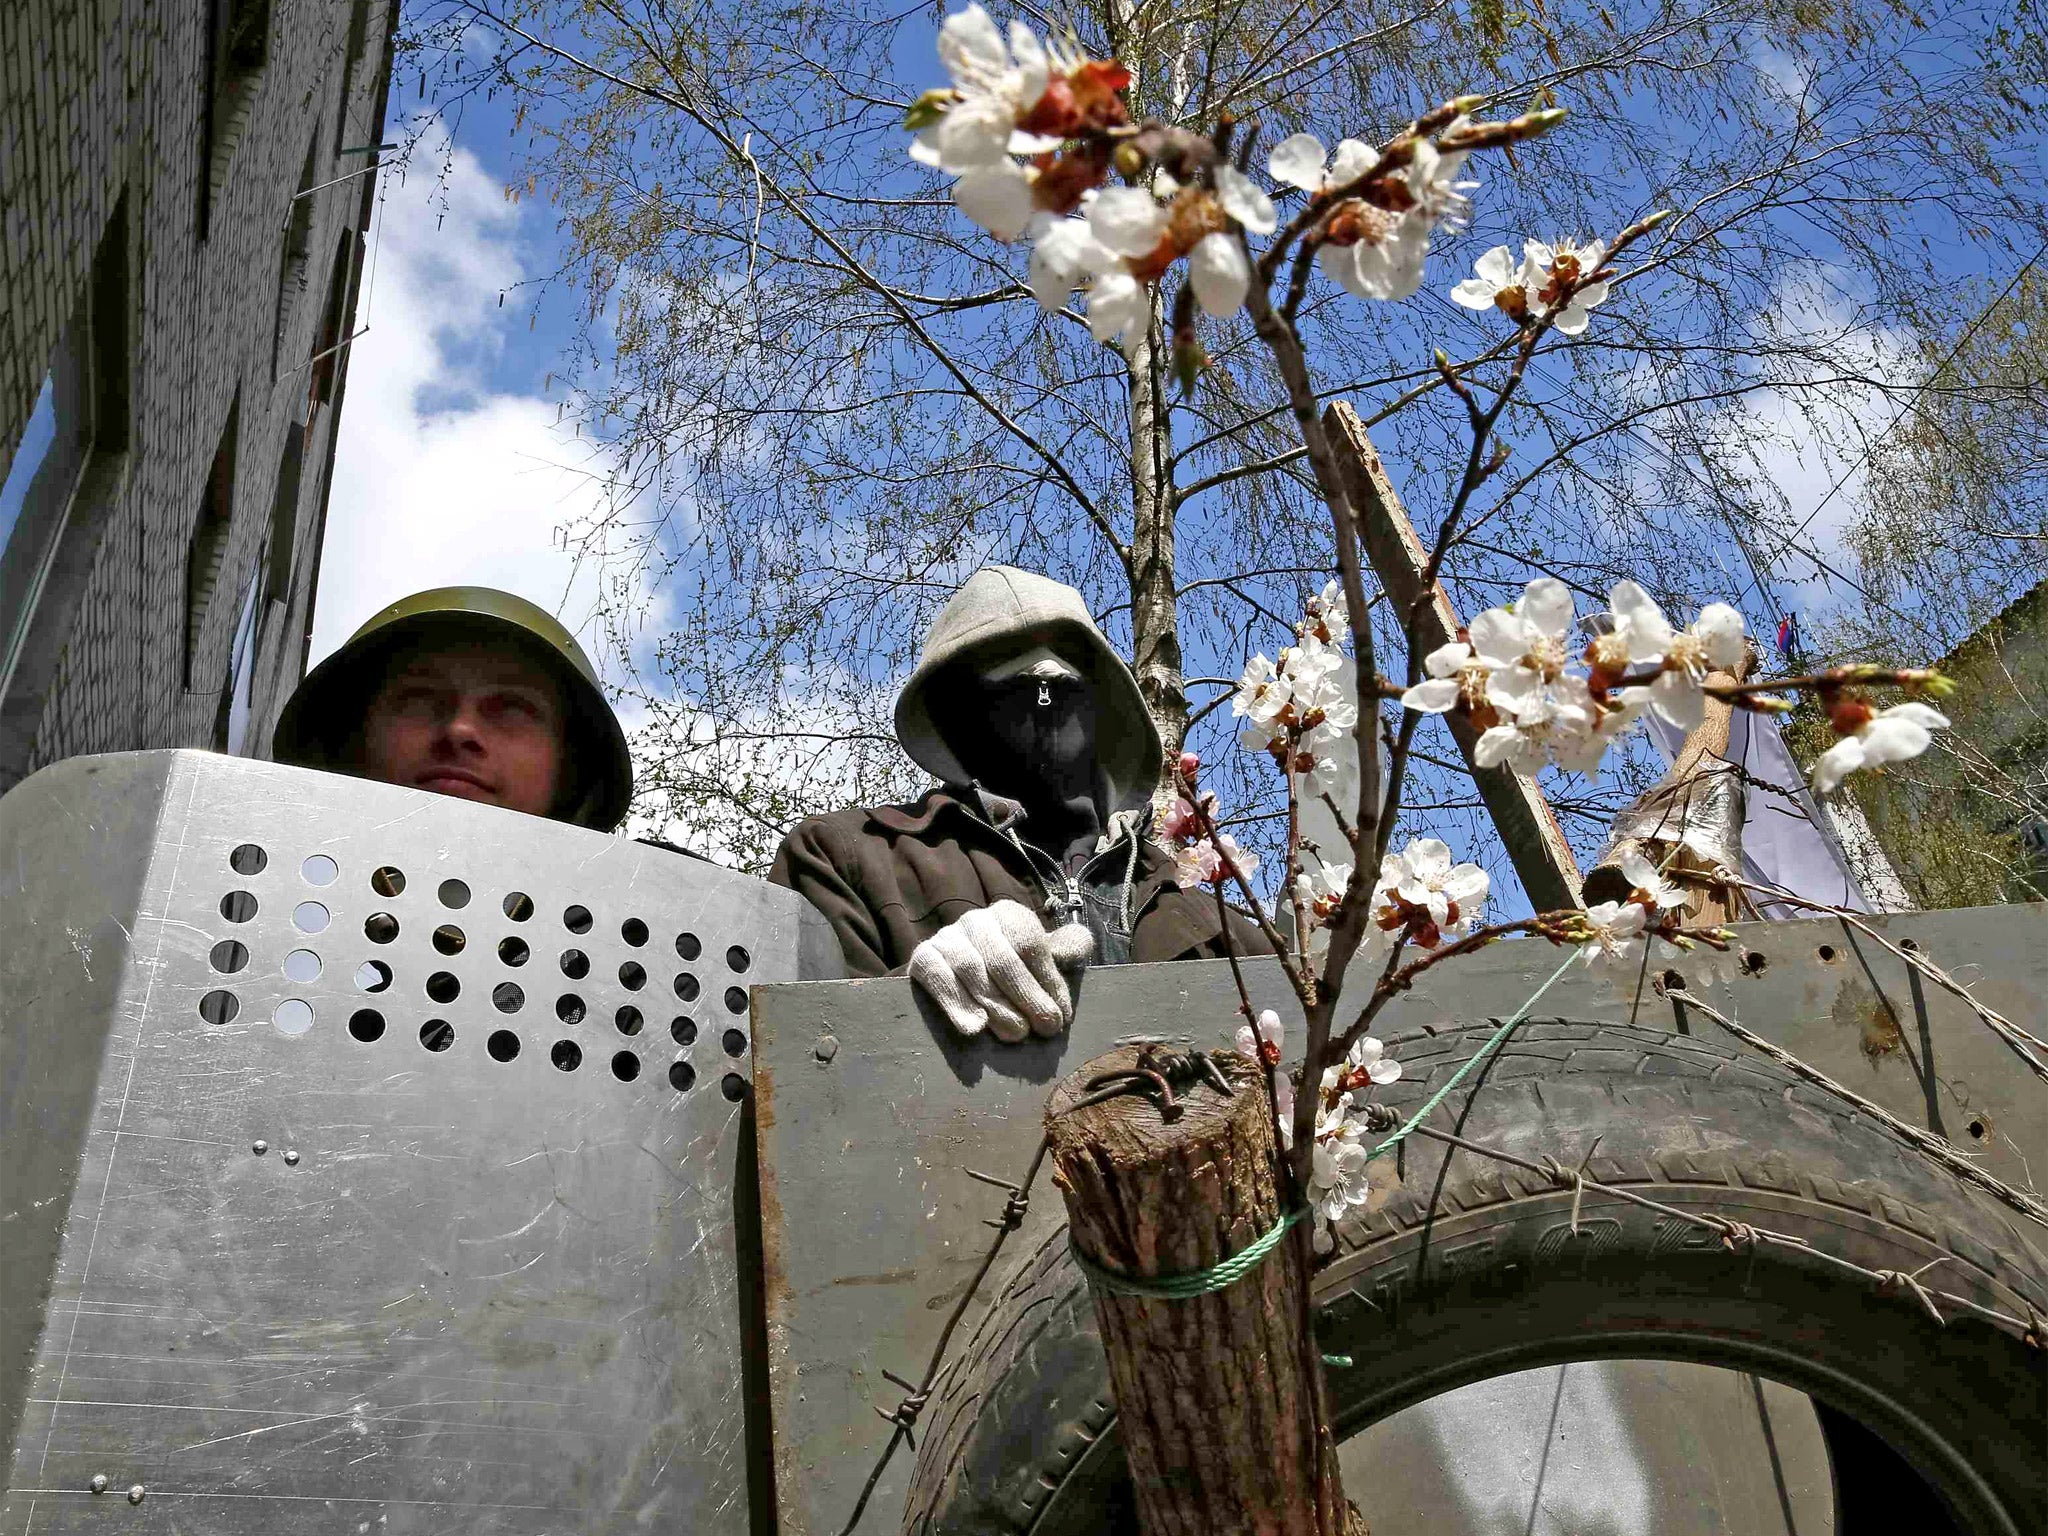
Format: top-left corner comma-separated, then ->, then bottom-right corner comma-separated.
0,751 -> 840,1533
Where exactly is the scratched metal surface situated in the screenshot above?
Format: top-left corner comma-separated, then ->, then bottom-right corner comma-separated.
0,750 -> 841,1533
750,902 -> 2047,1534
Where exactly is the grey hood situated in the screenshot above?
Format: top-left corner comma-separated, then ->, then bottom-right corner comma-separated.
894,566 -> 1164,818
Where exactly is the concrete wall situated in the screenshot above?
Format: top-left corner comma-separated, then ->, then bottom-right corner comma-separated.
0,0 -> 395,785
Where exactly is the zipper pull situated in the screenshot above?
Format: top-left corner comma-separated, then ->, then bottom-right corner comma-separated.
1064,877 -> 1083,924
1037,680 -> 1051,707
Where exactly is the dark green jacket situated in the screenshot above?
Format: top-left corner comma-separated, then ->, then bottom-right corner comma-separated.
768,787 -> 1267,978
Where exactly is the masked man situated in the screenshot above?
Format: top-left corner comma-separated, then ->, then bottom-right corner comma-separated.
770,566 -> 1263,1042
271,586 -> 633,831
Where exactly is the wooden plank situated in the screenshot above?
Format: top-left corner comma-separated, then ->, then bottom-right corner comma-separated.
1324,400 -> 1584,911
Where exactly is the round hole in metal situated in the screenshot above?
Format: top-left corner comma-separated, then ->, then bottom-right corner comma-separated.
355,960 -> 392,992
1817,944 -> 1837,962
615,1005 -> 644,1036
220,890 -> 258,923
611,1050 -> 641,1082
300,854 -> 339,887
420,1019 -> 455,1052
618,961 -> 646,991
722,1027 -> 748,1058
671,1017 -> 697,1046
724,986 -> 748,1015
551,1039 -> 582,1072
198,989 -> 239,1025
563,904 -> 593,934
559,948 -> 590,980
674,931 -> 702,962
283,949 -> 322,984
432,924 -> 466,956
669,1059 -> 696,1092
499,936 -> 530,967
1739,950 -> 1768,976
556,993 -> 586,1025
348,1008 -> 385,1043
1660,969 -> 1687,993
364,912 -> 399,944
274,999 -> 315,1036
292,901 -> 330,934
371,866 -> 406,897
438,879 -> 471,910
229,843 -> 267,876
720,1072 -> 748,1103
621,917 -> 649,947
425,972 -> 460,1004
486,1029 -> 521,1063
726,944 -> 752,974
209,939 -> 249,974
674,973 -> 700,1003
493,982 -> 525,1013
502,891 -> 533,921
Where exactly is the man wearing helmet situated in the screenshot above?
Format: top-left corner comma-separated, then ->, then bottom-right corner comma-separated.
271,587 -> 634,831
770,565 -> 1263,1043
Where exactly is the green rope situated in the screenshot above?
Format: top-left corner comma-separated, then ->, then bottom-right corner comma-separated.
1067,949 -> 1581,1304
1367,949 -> 1580,1159
1071,1207 -> 1309,1300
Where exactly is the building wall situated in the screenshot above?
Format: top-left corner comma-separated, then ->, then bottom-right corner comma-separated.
0,0 -> 395,789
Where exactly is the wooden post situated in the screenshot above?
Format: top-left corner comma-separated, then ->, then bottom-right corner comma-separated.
1323,401 -> 1584,912
1583,648 -> 1755,923
1046,1046 -> 1364,1536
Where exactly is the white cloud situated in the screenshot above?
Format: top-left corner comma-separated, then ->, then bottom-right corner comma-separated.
313,141 -> 623,670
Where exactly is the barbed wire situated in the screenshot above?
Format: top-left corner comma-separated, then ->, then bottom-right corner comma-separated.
834,979 -> 2047,1535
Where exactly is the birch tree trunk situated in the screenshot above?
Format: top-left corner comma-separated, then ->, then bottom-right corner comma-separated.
1126,304 -> 1188,781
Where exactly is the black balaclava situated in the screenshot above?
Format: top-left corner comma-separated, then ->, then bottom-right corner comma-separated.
939,655 -> 1105,866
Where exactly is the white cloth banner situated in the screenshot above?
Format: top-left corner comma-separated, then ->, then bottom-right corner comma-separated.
1642,709 -> 1874,915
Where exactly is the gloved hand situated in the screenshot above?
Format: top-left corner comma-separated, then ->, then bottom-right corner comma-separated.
908,899 -> 1095,1043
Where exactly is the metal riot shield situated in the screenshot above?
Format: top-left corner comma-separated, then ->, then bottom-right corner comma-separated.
0,750 -> 840,1533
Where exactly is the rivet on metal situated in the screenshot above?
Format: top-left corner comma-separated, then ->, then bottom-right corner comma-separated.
88,1474 -> 107,1494
252,1139 -> 268,1155
282,1149 -> 301,1166
814,1034 -> 839,1063
127,1485 -> 145,1505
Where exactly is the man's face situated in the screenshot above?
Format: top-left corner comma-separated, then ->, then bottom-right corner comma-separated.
953,643 -> 1099,803
359,642 -> 568,817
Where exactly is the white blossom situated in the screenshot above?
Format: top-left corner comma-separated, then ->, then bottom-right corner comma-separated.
1187,231 -> 1250,314
1214,165 -> 1278,234
916,7 -> 1051,172
1295,858 -> 1352,924
1619,849 -> 1685,911
1378,837 -> 1488,937
1267,133 -> 1378,193
1401,639 -> 1490,715
1234,1008 -> 1284,1066
1310,1134 -> 1373,1225
1027,216 -> 1115,310
1172,833 -> 1259,889
1450,243 -> 1533,317
1084,186 -> 1169,258
1085,269 -> 1150,347
1343,1034 -> 1403,1086
1578,898 -> 1649,978
1605,580 -> 1746,730
951,162 -> 1036,240
1525,238 -> 1609,335
1811,703 -> 1950,795
1318,218 -> 1430,301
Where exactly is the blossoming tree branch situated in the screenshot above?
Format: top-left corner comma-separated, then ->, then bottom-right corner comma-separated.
906,4 -> 1956,1254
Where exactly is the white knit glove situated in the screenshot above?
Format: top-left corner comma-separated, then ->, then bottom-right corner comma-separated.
908,899 -> 1096,1043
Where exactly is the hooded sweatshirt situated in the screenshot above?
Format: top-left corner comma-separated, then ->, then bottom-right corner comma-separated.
768,567 -> 1266,976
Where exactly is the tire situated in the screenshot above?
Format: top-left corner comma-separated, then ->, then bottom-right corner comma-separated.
902,1019 -> 2048,1535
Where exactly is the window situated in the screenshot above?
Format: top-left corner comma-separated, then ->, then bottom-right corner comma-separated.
0,196 -> 130,781
310,233 -> 359,405
186,400 -> 238,689
221,560 -> 263,754
273,135 -> 320,381
335,0 -> 372,157
199,0 -> 271,236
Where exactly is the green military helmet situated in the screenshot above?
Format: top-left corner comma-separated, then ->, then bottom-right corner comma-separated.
271,586 -> 634,831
